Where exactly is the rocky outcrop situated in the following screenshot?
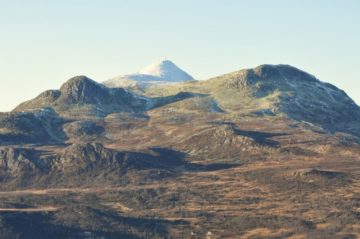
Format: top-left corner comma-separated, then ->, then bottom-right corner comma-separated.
13,76 -> 148,117
63,121 -> 104,140
215,64 -> 360,135
0,108 -> 66,144
0,143 -> 188,188
0,147 -> 38,174
55,143 -> 123,173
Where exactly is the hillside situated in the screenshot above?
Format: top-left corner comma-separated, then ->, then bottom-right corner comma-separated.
0,64 -> 360,238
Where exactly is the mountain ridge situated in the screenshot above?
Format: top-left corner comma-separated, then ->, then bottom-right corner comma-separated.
1,63 -> 360,238
13,75 -> 148,118
6,64 -> 360,137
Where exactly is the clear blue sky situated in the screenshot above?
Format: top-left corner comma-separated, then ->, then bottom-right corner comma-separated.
0,0 -> 359,111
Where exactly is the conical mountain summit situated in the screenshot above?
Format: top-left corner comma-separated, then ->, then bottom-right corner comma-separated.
103,59 -> 194,88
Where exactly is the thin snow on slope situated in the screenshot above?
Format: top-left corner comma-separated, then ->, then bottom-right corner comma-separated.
137,59 -> 194,82
104,59 -> 194,88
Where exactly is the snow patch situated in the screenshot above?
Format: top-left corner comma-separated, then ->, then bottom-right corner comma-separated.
104,59 -> 194,88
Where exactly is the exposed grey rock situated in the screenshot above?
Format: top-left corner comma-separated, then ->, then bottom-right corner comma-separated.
0,147 -> 37,174
223,64 -> 360,135
13,76 -> 148,117
63,121 -> 104,140
0,108 -> 66,144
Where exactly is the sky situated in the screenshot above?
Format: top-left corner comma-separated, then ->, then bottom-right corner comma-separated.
0,0 -> 359,111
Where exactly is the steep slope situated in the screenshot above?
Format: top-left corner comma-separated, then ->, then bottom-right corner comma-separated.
219,64 -> 360,134
13,76 -> 148,118
0,108 -> 66,144
144,64 -> 360,135
3,75 -> 199,144
2,64 -> 360,238
0,143 -> 192,189
137,59 -> 194,82
104,59 -> 194,88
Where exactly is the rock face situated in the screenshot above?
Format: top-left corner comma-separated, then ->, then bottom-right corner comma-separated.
0,147 -> 49,189
63,121 -> 104,140
55,143 -> 122,173
293,168 -> 345,178
255,65 -> 360,131
3,64 -> 360,144
1,64 -> 360,180
13,76 -> 148,117
0,76 -> 199,144
0,147 -> 37,174
207,64 -> 360,135
57,76 -> 112,104
0,143 -> 127,187
0,108 -> 65,144
104,59 -> 194,88
0,143 -> 190,188
1,64 -> 360,238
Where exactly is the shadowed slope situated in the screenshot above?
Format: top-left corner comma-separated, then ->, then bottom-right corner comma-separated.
13,76 -> 148,118
144,64 -> 360,136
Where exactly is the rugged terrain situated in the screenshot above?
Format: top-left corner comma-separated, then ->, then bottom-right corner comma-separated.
0,64 -> 360,238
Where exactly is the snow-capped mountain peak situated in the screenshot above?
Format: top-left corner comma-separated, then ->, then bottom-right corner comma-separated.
137,59 -> 194,82
104,59 -> 194,88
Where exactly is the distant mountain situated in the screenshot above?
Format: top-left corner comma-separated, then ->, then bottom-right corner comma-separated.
2,63 -> 360,238
3,64 -> 360,144
13,75 -> 148,118
207,64 -> 360,134
3,75 -> 196,144
4,64 -> 360,141
104,59 -> 194,88
142,64 -> 360,135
